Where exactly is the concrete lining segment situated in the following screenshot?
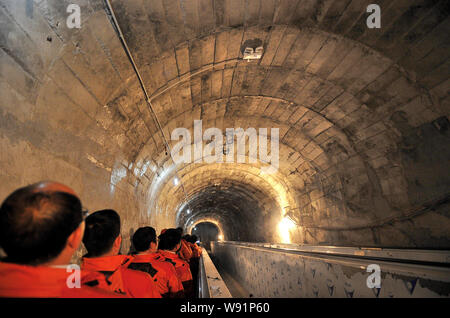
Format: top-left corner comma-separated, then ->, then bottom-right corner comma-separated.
200,248 -> 233,298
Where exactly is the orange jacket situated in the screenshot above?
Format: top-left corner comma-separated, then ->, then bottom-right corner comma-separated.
0,261 -> 123,298
128,253 -> 184,298
189,242 -> 202,258
81,255 -> 161,298
178,239 -> 193,261
156,250 -> 194,297
155,250 -> 192,282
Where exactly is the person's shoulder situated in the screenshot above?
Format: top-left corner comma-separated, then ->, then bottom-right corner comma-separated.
121,266 -> 155,291
63,285 -> 127,298
175,257 -> 190,268
120,268 -> 161,298
154,258 -> 177,274
123,267 -> 152,279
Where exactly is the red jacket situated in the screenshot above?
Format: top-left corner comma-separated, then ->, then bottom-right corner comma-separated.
178,239 -> 193,261
0,261 -> 123,298
156,250 -> 194,297
188,242 -> 202,258
81,255 -> 161,298
128,253 -> 184,298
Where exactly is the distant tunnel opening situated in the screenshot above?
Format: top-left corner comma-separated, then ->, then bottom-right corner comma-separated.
191,222 -> 220,251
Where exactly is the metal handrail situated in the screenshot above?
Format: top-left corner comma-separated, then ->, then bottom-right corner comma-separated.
220,241 -> 450,265
198,250 -> 209,298
214,241 -> 450,283
198,247 -> 232,298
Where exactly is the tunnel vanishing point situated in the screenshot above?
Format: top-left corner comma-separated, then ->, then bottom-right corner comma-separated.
0,0 -> 449,296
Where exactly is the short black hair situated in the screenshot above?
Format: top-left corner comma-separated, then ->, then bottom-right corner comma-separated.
0,183 -> 82,265
176,227 -> 183,235
83,209 -> 120,257
187,235 -> 198,244
158,229 -> 181,251
132,227 -> 156,252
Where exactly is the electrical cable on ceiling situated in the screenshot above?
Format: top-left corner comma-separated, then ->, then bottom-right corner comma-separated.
103,0 -> 192,214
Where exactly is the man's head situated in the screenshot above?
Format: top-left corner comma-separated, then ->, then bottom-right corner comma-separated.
0,181 -> 85,266
158,228 -> 182,252
187,235 -> 198,244
83,209 -> 121,258
132,227 -> 157,253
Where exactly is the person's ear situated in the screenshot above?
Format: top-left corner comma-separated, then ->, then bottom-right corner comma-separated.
67,222 -> 85,251
109,235 -> 121,255
115,235 -> 122,249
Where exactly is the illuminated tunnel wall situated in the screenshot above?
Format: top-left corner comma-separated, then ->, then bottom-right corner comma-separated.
0,1 -> 449,261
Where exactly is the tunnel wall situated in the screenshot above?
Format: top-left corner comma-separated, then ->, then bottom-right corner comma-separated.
211,242 -> 450,298
0,1 -> 153,262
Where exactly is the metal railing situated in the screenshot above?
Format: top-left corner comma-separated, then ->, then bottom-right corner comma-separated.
198,247 -> 232,298
211,241 -> 450,297
218,241 -> 450,265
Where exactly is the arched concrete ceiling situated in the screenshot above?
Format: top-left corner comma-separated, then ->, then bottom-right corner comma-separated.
107,0 -> 449,244
0,0 -> 448,248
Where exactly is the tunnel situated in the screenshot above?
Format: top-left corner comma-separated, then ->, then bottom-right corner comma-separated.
191,222 -> 220,249
0,0 -> 449,299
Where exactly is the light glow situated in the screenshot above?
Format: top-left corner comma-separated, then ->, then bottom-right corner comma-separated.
110,164 -> 127,195
218,234 -> 224,241
278,216 -> 296,243
187,218 -> 225,243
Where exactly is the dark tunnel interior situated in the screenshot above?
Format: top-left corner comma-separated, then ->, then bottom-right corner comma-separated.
191,222 -> 220,251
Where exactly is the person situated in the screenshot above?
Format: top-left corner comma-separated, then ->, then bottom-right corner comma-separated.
81,209 -> 161,298
128,227 -> 184,298
0,181 -> 122,298
176,227 -> 193,262
186,235 -> 202,258
156,229 -> 194,298
184,234 -> 202,294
